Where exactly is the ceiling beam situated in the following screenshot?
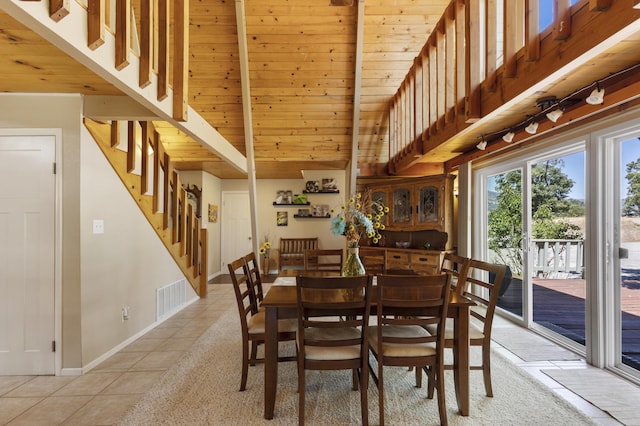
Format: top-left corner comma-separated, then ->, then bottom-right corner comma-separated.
348,0 -> 365,196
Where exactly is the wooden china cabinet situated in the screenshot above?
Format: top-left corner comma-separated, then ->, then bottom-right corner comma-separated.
359,174 -> 456,274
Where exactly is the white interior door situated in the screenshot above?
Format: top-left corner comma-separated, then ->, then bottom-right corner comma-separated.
221,191 -> 252,272
0,134 -> 56,375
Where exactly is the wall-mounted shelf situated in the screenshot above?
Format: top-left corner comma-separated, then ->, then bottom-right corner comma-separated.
302,190 -> 340,194
294,214 -> 331,219
273,202 -> 311,206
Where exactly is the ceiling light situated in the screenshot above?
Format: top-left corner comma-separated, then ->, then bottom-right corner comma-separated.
546,108 -> 564,123
476,139 -> 487,150
502,131 -> 515,143
525,121 -> 539,134
634,0 -> 640,9
586,87 -> 605,105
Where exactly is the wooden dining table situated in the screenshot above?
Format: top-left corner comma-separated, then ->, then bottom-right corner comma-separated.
261,269 -> 475,420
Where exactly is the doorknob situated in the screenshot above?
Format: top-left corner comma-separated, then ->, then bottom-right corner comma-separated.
619,247 -> 629,259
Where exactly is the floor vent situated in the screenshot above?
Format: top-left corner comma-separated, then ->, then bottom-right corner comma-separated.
156,279 -> 186,320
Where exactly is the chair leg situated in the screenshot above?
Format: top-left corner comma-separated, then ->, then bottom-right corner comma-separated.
436,369 -> 448,426
298,358 -> 305,425
240,339 -> 249,391
249,340 -> 259,366
360,361 -> 369,426
352,368 -> 359,391
483,343 -> 493,397
415,365 -> 422,388
426,366 -> 435,399
378,359 -> 385,426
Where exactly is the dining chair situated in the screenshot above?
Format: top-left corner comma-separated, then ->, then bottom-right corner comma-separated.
228,257 -> 296,391
296,274 -> 374,426
369,273 -> 451,426
440,252 -> 471,293
358,246 -> 386,274
303,248 -> 344,271
244,251 -> 265,306
429,259 -> 506,397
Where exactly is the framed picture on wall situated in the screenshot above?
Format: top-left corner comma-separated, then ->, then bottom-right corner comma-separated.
322,178 -> 338,192
277,211 -> 288,226
208,204 -> 218,223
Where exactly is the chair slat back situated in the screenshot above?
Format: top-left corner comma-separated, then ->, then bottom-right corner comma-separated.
441,253 -> 471,294
461,259 -> 506,336
303,249 -> 344,271
376,273 -> 451,346
296,275 -> 373,351
228,257 -> 255,330
244,251 -> 264,305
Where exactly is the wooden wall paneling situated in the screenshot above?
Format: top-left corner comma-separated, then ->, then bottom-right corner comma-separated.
465,0 -> 482,122
172,0 -> 188,121
554,0 -> 572,40
115,0 -> 130,70
138,0 -> 151,87
87,0 -> 105,49
525,0 -> 540,61
157,0 -> 168,101
140,120 -> 148,194
49,0 -> 70,22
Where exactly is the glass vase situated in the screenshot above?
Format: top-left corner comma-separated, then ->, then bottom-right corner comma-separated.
342,247 -> 366,277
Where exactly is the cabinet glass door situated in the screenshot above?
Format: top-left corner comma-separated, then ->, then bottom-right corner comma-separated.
392,188 -> 412,225
417,185 -> 438,224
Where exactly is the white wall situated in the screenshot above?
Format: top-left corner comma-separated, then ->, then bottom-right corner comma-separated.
80,127 -> 191,365
222,170 -> 348,272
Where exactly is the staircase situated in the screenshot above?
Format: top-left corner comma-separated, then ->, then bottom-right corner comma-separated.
84,118 -> 208,297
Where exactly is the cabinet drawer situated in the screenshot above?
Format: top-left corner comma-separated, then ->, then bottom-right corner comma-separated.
410,253 -> 439,267
386,251 -> 410,264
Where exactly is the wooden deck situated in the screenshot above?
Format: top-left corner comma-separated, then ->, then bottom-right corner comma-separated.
498,277 -> 640,370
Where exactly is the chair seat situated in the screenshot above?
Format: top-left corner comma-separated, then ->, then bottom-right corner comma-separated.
369,325 -> 437,357
298,327 -> 362,360
426,320 -> 485,341
248,310 -> 297,334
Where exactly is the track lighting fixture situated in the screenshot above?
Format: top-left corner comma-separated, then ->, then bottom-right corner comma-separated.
476,136 -> 487,150
525,121 -> 539,134
586,87 -> 605,105
502,131 -> 515,143
546,108 -> 564,123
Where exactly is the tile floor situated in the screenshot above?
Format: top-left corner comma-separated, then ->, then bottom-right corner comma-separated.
0,280 -> 636,425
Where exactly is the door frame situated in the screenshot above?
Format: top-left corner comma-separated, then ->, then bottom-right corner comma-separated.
220,190 -> 252,272
0,128 -> 62,375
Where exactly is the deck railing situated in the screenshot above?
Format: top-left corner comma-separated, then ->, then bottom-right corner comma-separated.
532,238 -> 584,279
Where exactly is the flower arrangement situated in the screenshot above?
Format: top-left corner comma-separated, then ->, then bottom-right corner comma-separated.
330,193 -> 388,248
259,235 -> 271,259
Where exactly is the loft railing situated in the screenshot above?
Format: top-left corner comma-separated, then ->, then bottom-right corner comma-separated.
84,118 -> 208,297
388,0 -> 637,173
21,0 -> 189,121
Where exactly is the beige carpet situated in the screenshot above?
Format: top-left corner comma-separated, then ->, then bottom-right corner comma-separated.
119,305 -> 597,425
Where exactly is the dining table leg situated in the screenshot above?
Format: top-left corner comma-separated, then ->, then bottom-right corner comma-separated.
453,305 -> 470,416
264,305 -> 278,419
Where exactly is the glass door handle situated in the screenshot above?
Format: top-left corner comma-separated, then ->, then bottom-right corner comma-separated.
619,247 -> 629,259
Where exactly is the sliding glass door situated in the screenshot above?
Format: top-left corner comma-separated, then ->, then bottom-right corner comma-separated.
478,144 -> 586,350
